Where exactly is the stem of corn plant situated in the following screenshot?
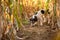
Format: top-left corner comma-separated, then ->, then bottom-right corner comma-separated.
53,0 -> 56,16
45,0 -> 50,10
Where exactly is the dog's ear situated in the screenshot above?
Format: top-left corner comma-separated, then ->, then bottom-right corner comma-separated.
41,10 -> 45,14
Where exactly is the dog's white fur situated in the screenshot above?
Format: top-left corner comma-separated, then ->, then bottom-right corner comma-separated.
31,9 -> 46,26
36,9 -> 46,26
30,9 -> 51,26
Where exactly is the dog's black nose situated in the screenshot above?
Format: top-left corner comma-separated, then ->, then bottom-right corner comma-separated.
29,16 -> 38,24
29,18 -> 33,21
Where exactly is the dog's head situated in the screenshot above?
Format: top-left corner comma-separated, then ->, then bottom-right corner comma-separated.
29,9 -> 45,24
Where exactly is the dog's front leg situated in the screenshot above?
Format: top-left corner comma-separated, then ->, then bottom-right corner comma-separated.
37,19 -> 40,27
40,17 -> 43,26
47,15 -> 50,24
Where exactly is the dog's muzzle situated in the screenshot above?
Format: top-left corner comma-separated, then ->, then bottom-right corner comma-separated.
29,16 -> 38,24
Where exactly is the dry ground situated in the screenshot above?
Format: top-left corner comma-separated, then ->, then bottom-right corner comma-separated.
16,24 -> 59,40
